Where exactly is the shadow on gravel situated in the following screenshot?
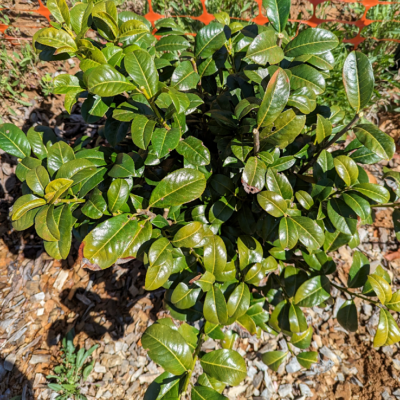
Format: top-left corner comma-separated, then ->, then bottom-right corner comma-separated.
46,261 -> 165,346
0,357 -> 34,400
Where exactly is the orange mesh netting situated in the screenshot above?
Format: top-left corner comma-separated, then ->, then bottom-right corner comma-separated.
0,0 -> 399,48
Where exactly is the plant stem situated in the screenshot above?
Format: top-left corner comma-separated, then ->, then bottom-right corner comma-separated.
299,113 -> 360,174
253,128 -> 260,155
277,33 -> 284,48
181,327 -> 205,397
331,282 -> 380,306
57,198 -> 85,204
141,86 -> 171,130
371,202 -> 400,208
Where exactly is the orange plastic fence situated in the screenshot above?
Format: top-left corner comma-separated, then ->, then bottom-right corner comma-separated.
0,0 -> 399,48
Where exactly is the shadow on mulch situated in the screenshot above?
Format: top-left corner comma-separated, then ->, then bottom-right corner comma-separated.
46,261 -> 164,346
0,357 -> 34,400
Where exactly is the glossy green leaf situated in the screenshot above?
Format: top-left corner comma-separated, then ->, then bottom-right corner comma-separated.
289,303 -> 308,333
192,386 -> 227,400
26,166 -> 50,197
195,271 -> 216,292
44,178 -> 73,204
264,0 -> 290,32
351,183 -> 390,203
262,351 -> 288,371
172,221 -> 205,248
290,64 -> 325,94
342,192 -> 371,222
171,60 -> 200,91
152,128 -> 181,158
246,30 -> 284,65
296,352 -> 318,369
87,64 -> 135,97
279,217 -> 298,250
177,136 -> 211,166
348,251 -> 370,288
337,300 -> 358,332
146,237 -> 173,290
81,188 -> 107,219
125,49 -> 158,96
204,286 -> 228,325
315,114 -> 332,144
260,109 -> 305,149
131,114 -> 156,150
343,51 -> 374,112
195,23 -> 227,59
35,27 -> 77,51
142,323 -> 193,375
107,178 -> 129,213
353,124 -> 395,161
334,155 -> 359,186
122,220 -> 152,258
204,235 -> 227,276
244,262 -> 265,285
290,217 -> 325,250
367,274 -> 392,305
266,168 -> 293,200
200,349 -> 247,386
294,276 -> 330,307
257,68 -> 290,129
295,191 -> 313,210
47,0 -> 70,26
285,28 -> 339,57
144,372 -> 181,400
227,283 -> 250,320
148,168 -> 206,208
257,191 -> 287,218
387,290 -> 400,312
0,123 -> 31,158
374,309 -> 400,347
291,325 -> 313,349
35,205 -> 59,241
43,204 -> 74,260
242,157 -> 267,194
47,141 -> 75,176
171,282 -> 201,309
83,214 -> 139,269
238,235 -> 263,270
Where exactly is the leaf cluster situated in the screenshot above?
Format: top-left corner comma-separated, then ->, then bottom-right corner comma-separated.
2,1 -> 400,398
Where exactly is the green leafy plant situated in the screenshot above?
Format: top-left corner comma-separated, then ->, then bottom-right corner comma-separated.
1,0 -> 400,398
0,43 -> 40,107
47,329 -> 98,400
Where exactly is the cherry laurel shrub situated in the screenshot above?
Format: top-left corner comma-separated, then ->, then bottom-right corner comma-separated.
1,0 -> 400,398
